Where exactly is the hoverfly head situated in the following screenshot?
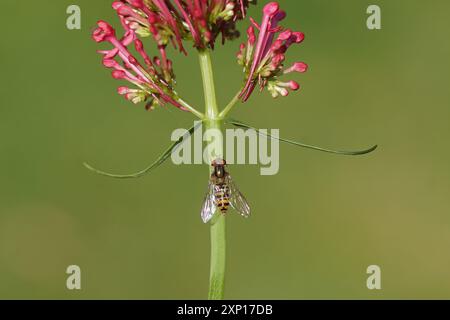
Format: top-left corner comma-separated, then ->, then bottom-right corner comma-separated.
212,158 -> 227,178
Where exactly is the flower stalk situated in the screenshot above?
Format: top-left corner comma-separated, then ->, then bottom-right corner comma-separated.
199,49 -> 226,300
199,52 -> 220,120
218,90 -> 242,119
208,212 -> 226,300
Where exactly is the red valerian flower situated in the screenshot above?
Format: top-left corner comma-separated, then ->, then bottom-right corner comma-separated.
92,20 -> 184,111
112,0 -> 257,52
92,1 -> 257,112
237,2 -> 308,101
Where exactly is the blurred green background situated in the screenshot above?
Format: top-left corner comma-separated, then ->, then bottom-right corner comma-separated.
1,0 -> 450,299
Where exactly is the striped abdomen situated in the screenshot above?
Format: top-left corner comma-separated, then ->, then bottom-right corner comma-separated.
215,184 -> 230,213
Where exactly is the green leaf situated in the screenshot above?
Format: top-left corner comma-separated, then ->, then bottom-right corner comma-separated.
83,122 -> 200,179
226,119 -> 378,156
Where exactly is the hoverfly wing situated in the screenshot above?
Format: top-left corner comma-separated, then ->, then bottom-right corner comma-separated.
200,180 -> 217,223
226,174 -> 251,218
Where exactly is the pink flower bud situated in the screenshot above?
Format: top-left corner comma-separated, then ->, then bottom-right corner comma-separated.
280,88 -> 289,96
270,40 -> 284,52
115,5 -> 134,16
124,0 -> 144,9
135,39 -> 144,51
98,48 -> 119,60
247,26 -> 256,45
292,32 -> 305,43
128,56 -> 138,65
277,30 -> 292,41
288,80 -> 300,91
92,21 -> 115,43
112,70 -> 126,79
103,59 -> 119,68
278,80 -> 300,91
272,53 -> 285,65
264,2 -> 280,16
284,62 -> 308,74
117,86 -> 130,95
237,43 -> 246,63
121,30 -> 136,46
112,2 -> 124,10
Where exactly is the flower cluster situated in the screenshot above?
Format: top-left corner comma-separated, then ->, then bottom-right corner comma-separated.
237,2 -> 308,101
113,0 -> 256,52
92,0 -> 257,112
92,1 -> 307,112
93,20 -> 183,111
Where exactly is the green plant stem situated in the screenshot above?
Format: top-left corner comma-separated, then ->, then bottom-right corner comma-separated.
199,51 -> 220,120
177,97 -> 205,120
218,90 -> 242,119
208,213 -> 226,299
198,50 -> 226,300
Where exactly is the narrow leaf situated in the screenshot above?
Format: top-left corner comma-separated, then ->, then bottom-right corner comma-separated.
227,119 -> 377,156
84,122 -> 200,179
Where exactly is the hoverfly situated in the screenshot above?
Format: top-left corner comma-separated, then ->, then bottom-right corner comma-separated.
200,159 -> 251,223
